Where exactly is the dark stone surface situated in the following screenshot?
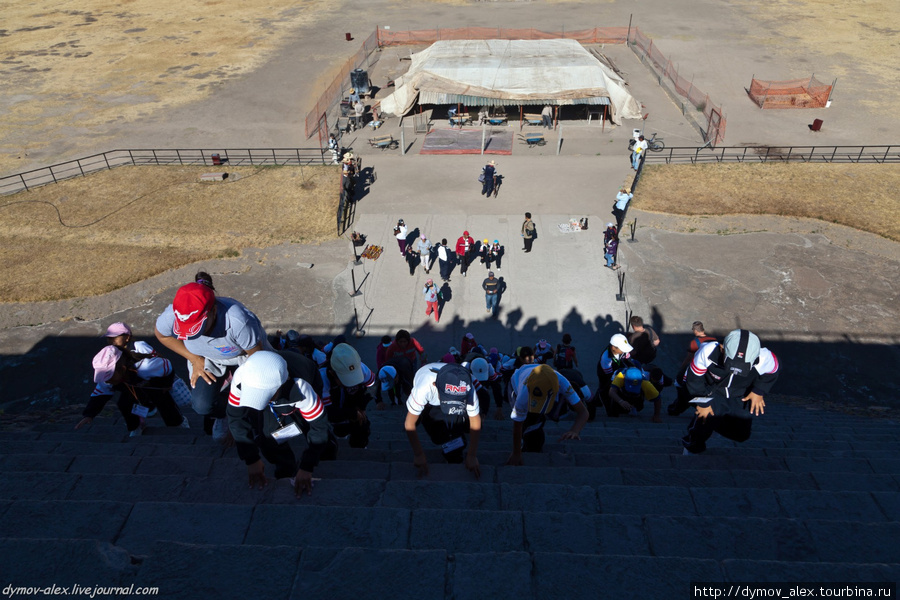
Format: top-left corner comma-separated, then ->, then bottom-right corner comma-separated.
1,500 -> 133,542
116,502 -> 254,554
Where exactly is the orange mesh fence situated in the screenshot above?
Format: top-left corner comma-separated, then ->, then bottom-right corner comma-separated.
628,27 -> 726,146
748,77 -> 832,109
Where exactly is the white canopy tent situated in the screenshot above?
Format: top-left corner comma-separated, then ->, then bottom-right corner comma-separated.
379,38 -> 643,123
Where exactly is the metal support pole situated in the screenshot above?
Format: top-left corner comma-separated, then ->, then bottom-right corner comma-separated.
615,271 -> 626,302
481,124 -> 486,156
556,125 -> 562,156
401,127 -> 406,156
627,13 -> 633,42
629,218 -> 637,242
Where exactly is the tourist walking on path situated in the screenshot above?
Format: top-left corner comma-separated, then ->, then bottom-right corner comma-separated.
423,279 -> 440,323
604,223 -> 619,269
521,213 -> 537,253
632,135 -> 648,170
456,230 -> 476,277
417,234 -> 433,274
481,160 -> 497,197
613,188 -> 632,232
437,239 -> 452,281
483,271 -> 500,315
394,219 -> 408,255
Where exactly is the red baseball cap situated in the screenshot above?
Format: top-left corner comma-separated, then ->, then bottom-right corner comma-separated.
172,283 -> 215,340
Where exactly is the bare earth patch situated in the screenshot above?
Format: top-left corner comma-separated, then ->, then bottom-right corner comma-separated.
636,163 -> 900,242
733,0 -> 900,110
0,0 -> 337,173
0,165 -> 339,302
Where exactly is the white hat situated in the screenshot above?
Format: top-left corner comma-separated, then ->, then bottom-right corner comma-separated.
610,333 -> 634,353
232,351 -> 289,410
468,357 -> 490,382
330,343 -> 365,387
133,341 -> 155,355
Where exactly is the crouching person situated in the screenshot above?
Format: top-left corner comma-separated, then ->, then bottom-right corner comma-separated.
227,351 -> 337,497
607,366 -> 663,423
682,329 -> 779,455
404,363 -> 481,479
507,364 -> 589,465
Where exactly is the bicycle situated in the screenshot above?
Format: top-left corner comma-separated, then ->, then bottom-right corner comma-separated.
628,132 -> 666,152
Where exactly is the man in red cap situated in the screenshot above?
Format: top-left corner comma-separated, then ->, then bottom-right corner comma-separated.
455,230 -> 475,278
155,281 -> 272,442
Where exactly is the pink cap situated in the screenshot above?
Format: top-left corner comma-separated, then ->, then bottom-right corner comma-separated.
105,322 -> 131,337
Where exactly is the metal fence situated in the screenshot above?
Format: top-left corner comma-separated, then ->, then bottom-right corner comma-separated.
642,145 -> 900,165
0,147 -> 330,196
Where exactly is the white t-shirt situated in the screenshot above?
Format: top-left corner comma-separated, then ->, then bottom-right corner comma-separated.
395,225 -> 408,240
633,139 -> 649,154
509,364 -> 580,422
406,362 -> 479,418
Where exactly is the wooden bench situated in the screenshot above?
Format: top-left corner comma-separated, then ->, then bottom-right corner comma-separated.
450,113 -> 473,127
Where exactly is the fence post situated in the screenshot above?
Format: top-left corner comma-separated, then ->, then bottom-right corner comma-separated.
401,128 -> 406,156
176,149 -> 182,165
272,149 -> 277,165
103,152 -> 110,170
627,13 -> 632,42
128,150 -> 135,165
77,159 -> 85,177
20,173 -> 28,191
557,125 -> 563,156
152,150 -> 158,165
49,165 -> 57,184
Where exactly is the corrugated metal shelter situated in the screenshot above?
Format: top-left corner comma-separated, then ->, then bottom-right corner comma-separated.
379,39 -> 643,123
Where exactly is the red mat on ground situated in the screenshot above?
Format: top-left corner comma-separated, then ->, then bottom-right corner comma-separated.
420,127 -> 513,155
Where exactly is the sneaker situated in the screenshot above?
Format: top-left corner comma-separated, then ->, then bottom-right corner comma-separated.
179,416 -> 191,429
212,417 -> 229,441
683,447 -> 698,456
147,407 -> 158,417
129,417 -> 146,438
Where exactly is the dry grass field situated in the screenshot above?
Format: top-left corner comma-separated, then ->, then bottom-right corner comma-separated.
0,165 -> 339,302
637,163 -> 900,242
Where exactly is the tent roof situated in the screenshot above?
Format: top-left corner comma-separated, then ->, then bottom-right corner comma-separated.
379,39 -> 642,122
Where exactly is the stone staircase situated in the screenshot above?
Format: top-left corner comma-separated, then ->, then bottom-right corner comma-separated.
2,402 -> 898,599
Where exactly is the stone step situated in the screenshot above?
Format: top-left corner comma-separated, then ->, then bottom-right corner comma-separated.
2,501 -> 896,564
4,538 -> 894,600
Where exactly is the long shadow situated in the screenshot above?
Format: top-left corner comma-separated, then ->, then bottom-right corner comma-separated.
2,304 -> 899,415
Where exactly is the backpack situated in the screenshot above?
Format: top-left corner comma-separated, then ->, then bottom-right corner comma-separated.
478,172 -> 486,183
553,344 -> 575,370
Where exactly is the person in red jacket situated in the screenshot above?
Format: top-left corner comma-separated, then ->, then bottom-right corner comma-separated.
455,230 -> 476,277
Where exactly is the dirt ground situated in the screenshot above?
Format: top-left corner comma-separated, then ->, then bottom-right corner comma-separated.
0,165 -> 339,302
2,0 -> 899,174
